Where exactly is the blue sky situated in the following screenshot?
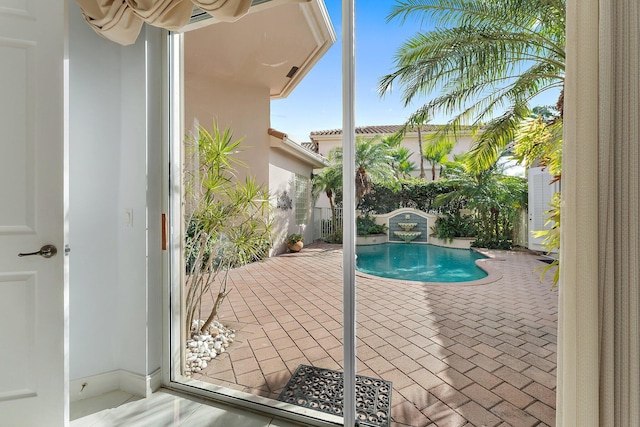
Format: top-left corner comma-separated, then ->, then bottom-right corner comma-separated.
271,0 -> 560,142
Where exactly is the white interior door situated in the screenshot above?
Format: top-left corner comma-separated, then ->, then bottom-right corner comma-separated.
0,1 -> 68,426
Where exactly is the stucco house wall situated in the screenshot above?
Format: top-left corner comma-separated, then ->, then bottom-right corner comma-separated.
310,125 -> 476,181
269,152 -> 312,254
183,77 -> 327,256
269,131 -> 327,254
184,76 -> 271,186
183,1 -> 335,256
309,126 -> 477,210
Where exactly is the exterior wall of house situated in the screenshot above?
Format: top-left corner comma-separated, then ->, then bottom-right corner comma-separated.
311,130 -> 475,210
313,130 -> 475,182
316,139 -> 342,158
400,133 -> 474,180
184,73 -> 271,186
68,3 -> 162,396
269,149 -> 315,255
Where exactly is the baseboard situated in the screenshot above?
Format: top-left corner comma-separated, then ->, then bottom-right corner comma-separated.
70,368 -> 162,402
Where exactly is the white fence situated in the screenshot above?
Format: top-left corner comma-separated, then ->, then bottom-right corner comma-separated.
314,207 -> 343,241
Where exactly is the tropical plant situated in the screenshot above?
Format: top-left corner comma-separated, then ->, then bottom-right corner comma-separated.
285,233 -> 304,245
434,157 -> 527,247
512,106 -> 563,181
380,132 -> 404,149
410,115 -> 429,178
184,122 -> 272,338
379,0 -> 566,171
358,178 -> 454,214
311,166 -> 342,241
379,131 -> 417,179
328,136 -> 397,206
356,215 -> 388,236
432,212 -> 478,241
388,146 -> 417,179
512,106 -> 562,286
423,137 -> 454,180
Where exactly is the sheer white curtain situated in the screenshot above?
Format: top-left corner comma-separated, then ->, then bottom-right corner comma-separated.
75,0 -> 307,45
597,0 -> 640,424
559,0 -> 640,425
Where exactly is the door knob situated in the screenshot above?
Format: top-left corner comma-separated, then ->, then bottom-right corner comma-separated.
18,244 -> 58,258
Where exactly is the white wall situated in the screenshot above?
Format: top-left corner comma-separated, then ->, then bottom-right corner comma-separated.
317,139 -> 342,158
314,131 -> 475,181
269,149 -> 315,254
184,74 -> 271,186
401,133 -> 474,180
68,3 -> 162,390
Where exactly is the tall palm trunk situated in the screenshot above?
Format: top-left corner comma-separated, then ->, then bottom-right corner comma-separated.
417,125 -> 425,179
326,189 -> 338,239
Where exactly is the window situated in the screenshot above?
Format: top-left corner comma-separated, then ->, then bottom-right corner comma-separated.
294,174 -> 309,225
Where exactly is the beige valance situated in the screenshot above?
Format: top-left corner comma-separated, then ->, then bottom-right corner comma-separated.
76,0 -> 253,45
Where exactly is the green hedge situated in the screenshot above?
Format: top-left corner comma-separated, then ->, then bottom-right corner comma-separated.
356,179 -> 463,214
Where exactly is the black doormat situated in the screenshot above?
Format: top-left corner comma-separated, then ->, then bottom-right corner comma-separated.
277,364 -> 392,427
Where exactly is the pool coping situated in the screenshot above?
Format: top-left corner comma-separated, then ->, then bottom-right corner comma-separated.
355,247 -> 505,286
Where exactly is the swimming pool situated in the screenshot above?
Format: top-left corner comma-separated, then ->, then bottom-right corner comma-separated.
356,243 -> 488,282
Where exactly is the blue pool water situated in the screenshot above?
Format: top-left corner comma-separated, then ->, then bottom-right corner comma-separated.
356,243 -> 488,282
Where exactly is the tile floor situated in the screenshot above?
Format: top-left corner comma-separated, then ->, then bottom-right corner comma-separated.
192,243 -> 558,427
73,244 -> 557,426
70,389 -> 306,427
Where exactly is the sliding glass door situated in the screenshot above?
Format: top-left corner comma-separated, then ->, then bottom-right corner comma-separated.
165,2 -> 356,426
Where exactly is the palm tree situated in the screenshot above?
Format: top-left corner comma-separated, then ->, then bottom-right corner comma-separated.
311,166 -> 342,240
512,106 -> 562,181
379,133 -> 414,178
380,133 -> 403,149
409,114 -> 429,178
423,137 -> 454,180
434,157 -> 527,245
379,0 -> 565,171
329,136 -> 397,207
388,146 -> 417,179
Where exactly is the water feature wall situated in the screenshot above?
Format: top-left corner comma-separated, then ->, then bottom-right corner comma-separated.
388,210 -> 429,243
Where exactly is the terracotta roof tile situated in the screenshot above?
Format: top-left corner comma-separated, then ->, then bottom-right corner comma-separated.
302,142 -> 320,153
310,124 -> 448,136
268,128 -> 327,163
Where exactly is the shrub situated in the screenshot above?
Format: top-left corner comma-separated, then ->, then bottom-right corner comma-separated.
471,238 -> 512,250
432,213 -> 478,242
357,179 -> 461,214
357,215 -> 388,236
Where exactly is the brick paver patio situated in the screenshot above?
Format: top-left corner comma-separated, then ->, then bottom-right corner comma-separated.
192,243 -> 558,427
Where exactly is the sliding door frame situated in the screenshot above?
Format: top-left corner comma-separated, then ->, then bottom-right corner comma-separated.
161,2 -> 357,424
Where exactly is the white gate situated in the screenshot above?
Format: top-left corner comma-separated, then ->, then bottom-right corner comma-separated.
528,167 -> 560,252
314,207 -> 343,241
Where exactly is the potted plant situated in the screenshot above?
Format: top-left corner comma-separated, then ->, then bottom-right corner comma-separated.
286,233 -> 304,252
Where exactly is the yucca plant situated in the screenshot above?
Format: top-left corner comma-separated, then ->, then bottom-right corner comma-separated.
184,122 -> 272,338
